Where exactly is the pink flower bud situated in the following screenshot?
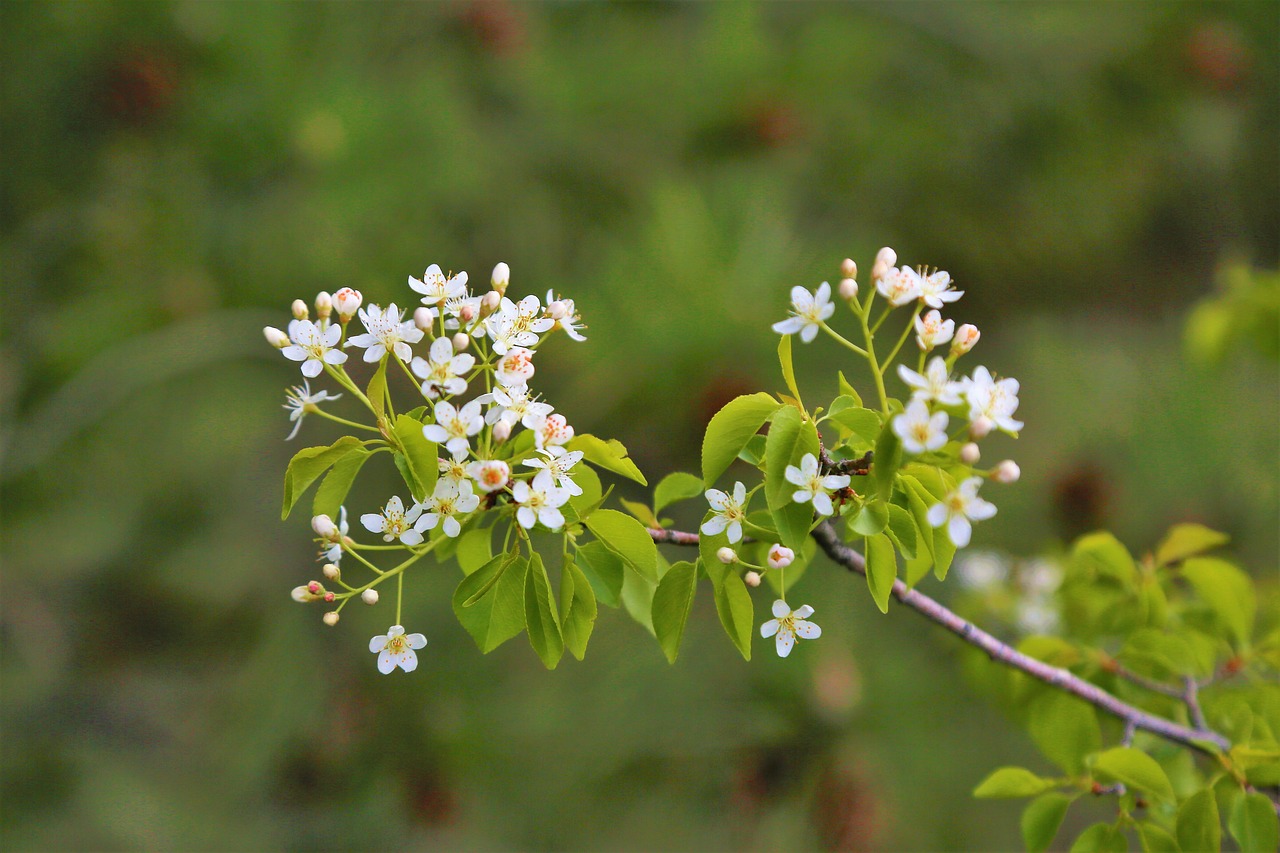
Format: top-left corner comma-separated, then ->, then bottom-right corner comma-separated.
767,544 -> 795,570
840,258 -> 858,279
992,460 -> 1021,484
361,589 -> 379,605
291,299 -> 309,320
744,571 -> 762,588
960,443 -> 981,465
263,326 -> 290,348
323,591 -> 336,602
459,304 -> 477,323
333,287 -> 362,319
315,291 -> 332,320
307,580 -> 323,595
838,278 -> 859,301
872,247 -> 897,281
452,332 -> 470,352
716,547 -> 737,564
413,306 -> 434,332
311,514 -> 338,539
547,300 -> 568,320
492,420 -> 511,443
322,563 -> 340,580
970,416 -> 994,440
322,611 -> 340,626
491,262 -> 510,294
952,324 -> 980,355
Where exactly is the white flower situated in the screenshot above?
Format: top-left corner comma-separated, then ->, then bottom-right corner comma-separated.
545,289 -> 587,341
783,453 -> 850,516
437,447 -> 472,488
345,303 -> 424,363
1018,559 -> 1062,597
771,282 -> 835,344
422,399 -> 484,456
951,323 -> 980,355
283,380 -> 341,440
522,446 -> 584,496
897,357 -> 964,406
914,309 -> 955,351
409,264 -> 468,304
531,413 -> 574,449
926,476 -> 997,549
760,600 -> 821,658
369,625 -> 428,674
333,287 -> 362,319
319,506 -> 349,564
963,366 -> 1024,434
487,295 -> 554,355
916,268 -> 963,309
512,470 -> 570,531
495,346 -> 535,387
360,495 -> 429,545
1015,601 -> 1061,636
767,544 -> 795,570
281,319 -> 347,378
876,267 -> 922,307
468,459 -> 511,493
954,550 -> 1008,591
411,337 -> 475,399
419,480 -> 480,538
892,399 -> 949,455
701,481 -> 748,544
483,384 -> 552,428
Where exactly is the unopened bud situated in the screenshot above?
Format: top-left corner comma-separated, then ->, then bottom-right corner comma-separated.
311,514 -> 338,539
547,300 -> 568,320
872,247 -> 897,281
452,332 -> 470,352
993,460 -> 1021,484
307,580 -> 323,595
744,571 -> 762,588
322,563 -> 340,580
952,324 -> 980,355
315,291 -> 332,320
361,589 -> 379,605
291,299 -> 309,320
767,544 -> 795,570
840,258 -> 858,279
333,287 -> 362,319
970,416 -> 994,440
492,419 -> 511,443
413,306 -> 434,332
491,262 -> 510,294
291,585 -> 312,603
322,611 -> 340,626
263,326 -> 290,348
480,290 -> 501,317
960,443 -> 981,465
716,547 -> 737,564
323,591 -> 336,602
459,304 -> 477,324
838,278 -> 859,300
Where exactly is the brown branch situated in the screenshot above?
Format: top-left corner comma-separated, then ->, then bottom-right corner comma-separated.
646,527 -> 701,546
818,446 -> 873,477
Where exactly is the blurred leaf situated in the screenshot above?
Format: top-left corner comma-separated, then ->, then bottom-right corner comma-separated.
1023,793 -> 1074,852
837,371 -> 863,408
1137,822 -> 1178,853
1070,823 -> 1127,853
619,498 -> 661,528
1178,789 -> 1221,853
1181,557 -> 1256,648
1028,690 -> 1101,775
973,766 -> 1055,798
559,561 -> 597,661
653,472 -> 705,515
701,392 -> 781,486
1155,523 -> 1229,567
777,334 -> 804,410
1091,747 -> 1174,803
1228,791 -> 1279,853
1072,532 -> 1137,586
885,503 -> 918,560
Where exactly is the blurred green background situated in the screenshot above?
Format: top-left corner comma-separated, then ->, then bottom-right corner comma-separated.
2,2 -> 1277,850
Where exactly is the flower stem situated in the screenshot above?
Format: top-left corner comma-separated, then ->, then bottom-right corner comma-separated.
856,308 -> 891,416
396,572 -> 403,625
882,305 -> 923,373
312,409 -> 379,432
325,364 -> 376,414
819,322 -> 869,358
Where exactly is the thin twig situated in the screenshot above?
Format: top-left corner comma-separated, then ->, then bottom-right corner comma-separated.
817,446 -> 873,477
646,527 -> 701,546
1105,659 -> 1186,699
1183,676 -> 1210,732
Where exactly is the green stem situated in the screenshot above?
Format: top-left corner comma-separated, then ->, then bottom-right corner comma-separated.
341,541 -> 386,576
343,539 -> 440,598
882,305 -> 923,372
396,572 -> 403,624
394,355 -> 426,400
857,308 -> 891,416
325,364 -> 376,414
869,305 -> 893,335
312,409 -> 379,432
819,322 -> 869,358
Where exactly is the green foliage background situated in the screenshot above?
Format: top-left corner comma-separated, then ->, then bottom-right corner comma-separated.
2,3 -> 1276,849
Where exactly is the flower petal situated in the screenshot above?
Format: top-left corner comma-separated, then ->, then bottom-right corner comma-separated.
795,620 -> 821,639
775,630 -> 795,658
772,599 -> 791,619
761,619 -> 780,638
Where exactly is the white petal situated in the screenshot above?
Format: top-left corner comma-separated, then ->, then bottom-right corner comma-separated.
784,465 -> 807,486
800,322 -> 820,343
761,619 -> 780,638
726,521 -> 742,544
795,620 -> 821,639
406,633 -> 427,649
369,635 -> 388,653
772,317 -> 805,335
705,489 -> 728,511
701,516 -> 728,535
794,604 -> 814,619
517,506 -> 536,529
400,529 -> 424,546
948,515 -> 972,548
812,492 -> 834,516
443,516 -> 461,538
926,502 -> 948,529
361,514 -> 386,533
398,648 -> 418,672
538,507 -> 565,530
775,630 -> 795,658
377,649 -> 396,674
772,599 -> 791,619
301,359 -> 324,378
422,425 -> 449,444
967,498 -> 998,521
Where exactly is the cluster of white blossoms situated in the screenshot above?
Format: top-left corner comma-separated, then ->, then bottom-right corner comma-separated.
270,261 -> 588,674
953,550 -> 1063,636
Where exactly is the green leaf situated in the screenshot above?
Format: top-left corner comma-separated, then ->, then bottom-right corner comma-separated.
1229,791 -> 1278,853
1028,690 -> 1101,775
281,436 -> 365,519
872,422 -> 903,501
973,766 -> 1056,799
455,526 -> 493,576
849,500 -> 890,536
885,503 -> 918,560
738,434 -> 768,467
1182,557 -> 1256,648
1137,822 -> 1179,853
1070,823 -> 1128,853
586,509 -> 659,581
312,447 -> 370,519
1155,523 -> 1230,567
367,356 -> 388,420
525,553 -> 563,669
764,405 -> 820,550
713,568 -> 753,660
701,392 -> 782,485
899,474 -> 935,558
1023,793 -> 1074,853
1177,789 -> 1221,853
905,553 -> 932,588
778,334 -> 804,410
837,370 -> 862,407
828,406 -> 882,444
559,561 -> 597,661
393,413 -> 438,501
865,533 -> 897,614
567,434 -> 647,485
620,562 -> 657,635
1072,532 -> 1137,586
1091,747 -> 1175,803
654,472 -> 706,515
452,554 -> 529,652
568,463 -> 603,520
576,541 -> 625,608
651,560 -> 698,664
619,498 -> 661,528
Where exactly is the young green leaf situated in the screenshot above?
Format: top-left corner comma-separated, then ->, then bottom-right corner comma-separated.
885,503 -> 918,560
972,766 -> 1056,798
394,413 -> 438,501
452,554 -> 529,653
1028,690 -> 1101,775
837,370 -> 863,407
1071,532 -> 1138,586
849,500 -> 890,536
568,463 -> 603,521
619,498 -> 662,528
713,569 -> 753,661
654,472 -> 706,515
764,404 -> 820,551
455,525 -> 493,576
366,356 -> 388,420
828,406 -> 882,445
1070,823 -> 1128,853
567,434 -> 647,485
1136,822 -> 1179,853
651,560 -> 698,664
1181,557 -> 1256,648
872,423 -> 903,501
1229,791 -> 1278,853
1155,523 -> 1230,567
559,561 -> 598,661
575,541 -> 625,608
281,436 -> 365,519
1177,789 -> 1221,853
312,447 -> 371,519
620,562 -> 657,636
585,509 -> 659,581
1022,793 -> 1074,853
778,334 -> 804,411
701,392 -> 782,486
525,553 -> 564,669
1091,747 -> 1175,803
865,533 -> 897,613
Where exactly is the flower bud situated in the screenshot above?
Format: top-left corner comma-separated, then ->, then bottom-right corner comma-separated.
480,290 -> 501,318
322,611 -> 340,626
307,580 -> 323,595
872,247 -> 897,281
547,300 -> 568,320
992,460 -> 1021,484
334,287 -> 362,319
315,291 -> 332,320
960,443 -> 981,465
459,303 -> 477,324
291,585 -> 313,603
838,278 -> 859,301
311,514 -> 338,539
322,563 -> 340,580
452,332 -> 470,352
361,589 -> 379,605
841,258 -> 858,279
263,326 -> 290,348
744,571 -> 762,588
491,262 -> 510,294
291,299 -> 309,320
767,544 -> 795,570
413,306 -> 434,332
969,416 -> 994,440
323,591 -> 336,602
952,324 -> 980,355
491,419 -> 511,443
716,547 -> 737,565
